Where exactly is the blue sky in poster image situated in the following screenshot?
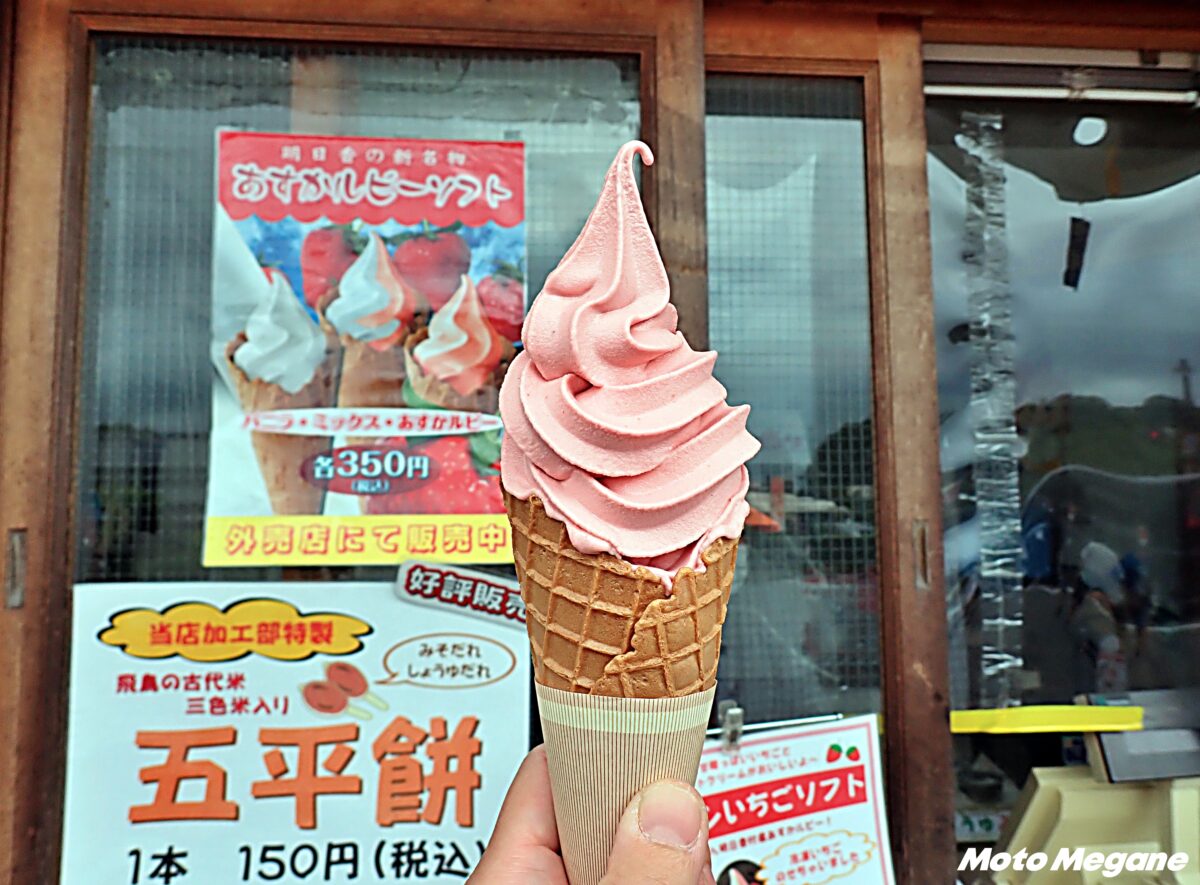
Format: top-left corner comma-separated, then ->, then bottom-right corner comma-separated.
233,216 -> 527,315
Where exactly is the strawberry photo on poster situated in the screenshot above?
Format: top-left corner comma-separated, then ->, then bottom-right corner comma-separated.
204,132 -> 525,567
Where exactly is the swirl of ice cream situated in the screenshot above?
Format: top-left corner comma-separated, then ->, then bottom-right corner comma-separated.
327,232 -> 418,347
500,141 -> 760,578
413,274 -> 507,397
234,270 -> 328,394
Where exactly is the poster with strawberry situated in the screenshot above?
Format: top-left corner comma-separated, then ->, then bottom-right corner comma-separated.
204,131 -> 526,568
699,715 -> 895,885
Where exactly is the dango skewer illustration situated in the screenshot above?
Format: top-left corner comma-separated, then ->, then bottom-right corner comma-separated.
325,661 -> 388,710
300,679 -> 372,721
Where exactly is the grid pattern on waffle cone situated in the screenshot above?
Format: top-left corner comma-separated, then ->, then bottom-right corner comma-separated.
591,535 -> 735,697
506,492 -> 668,693
505,491 -> 738,698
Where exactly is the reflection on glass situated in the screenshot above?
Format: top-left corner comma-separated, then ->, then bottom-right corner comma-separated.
76,38 -> 640,582
707,75 -> 878,723
931,94 -> 1200,841
930,98 -> 1200,709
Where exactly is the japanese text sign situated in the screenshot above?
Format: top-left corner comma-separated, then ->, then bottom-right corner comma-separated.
699,715 -> 895,885
205,131 -> 525,568
61,574 -> 529,884
217,133 -> 524,228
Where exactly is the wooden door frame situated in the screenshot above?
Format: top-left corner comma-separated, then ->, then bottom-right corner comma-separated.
9,0 -> 1200,883
706,8 -> 955,883
748,0 -> 1200,44
0,1 -> 703,881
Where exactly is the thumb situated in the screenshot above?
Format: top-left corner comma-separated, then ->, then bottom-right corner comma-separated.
600,780 -> 713,885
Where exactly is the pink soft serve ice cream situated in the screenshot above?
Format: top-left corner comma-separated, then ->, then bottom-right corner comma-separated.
499,141 -> 759,585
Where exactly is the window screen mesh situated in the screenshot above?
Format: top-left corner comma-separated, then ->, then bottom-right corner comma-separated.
76,37 -> 640,583
706,74 -> 880,722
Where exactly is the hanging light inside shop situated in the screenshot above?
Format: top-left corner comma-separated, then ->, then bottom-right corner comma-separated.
1072,115 -> 1109,146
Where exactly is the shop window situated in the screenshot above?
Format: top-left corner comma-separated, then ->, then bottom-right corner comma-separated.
928,92 -> 1200,838
75,37 -> 641,582
706,74 -> 880,723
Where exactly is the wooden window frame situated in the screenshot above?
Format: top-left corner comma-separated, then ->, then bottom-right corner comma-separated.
704,8 -> 955,883
0,1 -> 703,881
703,5 -> 1200,881
0,1 -> 14,281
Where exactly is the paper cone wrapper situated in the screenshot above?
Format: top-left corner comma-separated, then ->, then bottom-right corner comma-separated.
225,334 -> 338,515
505,493 -> 734,880
536,683 -> 715,885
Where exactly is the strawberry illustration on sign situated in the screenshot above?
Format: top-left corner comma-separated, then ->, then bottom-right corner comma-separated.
477,261 -> 525,342
392,222 -> 472,311
300,226 -> 360,308
826,744 -> 843,763
363,435 -> 503,516
847,746 -> 861,762
206,134 -> 525,569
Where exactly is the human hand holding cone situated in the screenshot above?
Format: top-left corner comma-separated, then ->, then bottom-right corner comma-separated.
499,141 -> 758,884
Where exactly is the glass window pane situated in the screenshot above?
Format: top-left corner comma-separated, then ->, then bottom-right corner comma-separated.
929,97 -> 1200,709
76,38 -> 640,583
929,93 -> 1200,840
706,74 -> 879,723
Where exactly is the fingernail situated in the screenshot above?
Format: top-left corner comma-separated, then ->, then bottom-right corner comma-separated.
637,782 -> 703,848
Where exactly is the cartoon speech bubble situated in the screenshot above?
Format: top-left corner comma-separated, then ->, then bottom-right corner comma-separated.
99,599 -> 371,662
378,632 -> 516,689
757,831 -> 876,885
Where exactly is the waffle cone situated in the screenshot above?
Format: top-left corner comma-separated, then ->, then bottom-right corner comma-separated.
336,337 -> 407,412
505,492 -> 738,698
225,334 -> 338,515
403,326 -> 514,414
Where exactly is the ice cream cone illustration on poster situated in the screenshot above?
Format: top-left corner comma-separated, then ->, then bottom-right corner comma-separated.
224,272 -> 341,515
204,131 -> 525,567
319,230 -> 424,425
212,206 -> 340,516
404,273 -> 515,415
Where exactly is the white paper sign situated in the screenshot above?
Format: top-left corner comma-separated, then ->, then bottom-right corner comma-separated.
699,715 -> 895,885
61,574 -> 529,885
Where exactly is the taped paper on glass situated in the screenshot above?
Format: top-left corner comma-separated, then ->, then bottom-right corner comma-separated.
960,111 -> 1024,708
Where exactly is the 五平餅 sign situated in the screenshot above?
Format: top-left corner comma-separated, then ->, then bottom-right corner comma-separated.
61,573 -> 529,884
